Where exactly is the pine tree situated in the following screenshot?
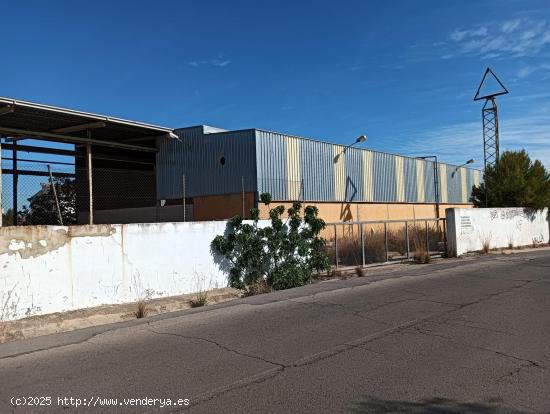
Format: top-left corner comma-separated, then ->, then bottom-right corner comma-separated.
471,150 -> 550,210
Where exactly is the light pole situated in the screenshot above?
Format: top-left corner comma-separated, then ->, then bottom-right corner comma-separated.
333,135 -> 367,163
451,159 -> 474,178
416,156 -> 440,219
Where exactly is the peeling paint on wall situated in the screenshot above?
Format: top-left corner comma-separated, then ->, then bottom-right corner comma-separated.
0,225 -> 116,259
0,221 -> 263,321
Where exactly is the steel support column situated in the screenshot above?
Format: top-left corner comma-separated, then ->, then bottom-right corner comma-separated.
86,131 -> 93,225
12,140 -> 17,225
0,139 -> 2,226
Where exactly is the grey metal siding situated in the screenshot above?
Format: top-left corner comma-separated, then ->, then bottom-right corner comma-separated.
158,126 -> 480,205
157,126 -> 257,199
299,138 -> 335,202
466,168 -> 475,202
404,157 -> 418,203
344,147 -> 364,202
373,152 -> 396,202
424,161 -> 436,203
255,130 -> 288,200
446,165 -> 461,203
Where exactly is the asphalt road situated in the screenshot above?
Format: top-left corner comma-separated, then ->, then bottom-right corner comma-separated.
1,251 -> 549,413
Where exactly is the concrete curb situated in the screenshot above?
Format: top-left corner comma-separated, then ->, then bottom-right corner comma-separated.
0,287 -> 240,344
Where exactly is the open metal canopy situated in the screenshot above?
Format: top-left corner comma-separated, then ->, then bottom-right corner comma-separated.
0,96 -> 177,152
0,96 -> 178,226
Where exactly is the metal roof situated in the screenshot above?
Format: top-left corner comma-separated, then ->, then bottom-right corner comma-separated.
0,96 -> 175,151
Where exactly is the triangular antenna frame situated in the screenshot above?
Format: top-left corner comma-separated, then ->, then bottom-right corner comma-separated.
473,67 -> 509,101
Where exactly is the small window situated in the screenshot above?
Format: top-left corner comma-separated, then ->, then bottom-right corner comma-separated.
219,156 -> 226,166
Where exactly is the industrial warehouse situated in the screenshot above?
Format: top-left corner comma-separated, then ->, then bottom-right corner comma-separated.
0,96 -> 480,226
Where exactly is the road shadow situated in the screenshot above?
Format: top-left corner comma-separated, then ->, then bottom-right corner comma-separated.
351,396 -> 528,413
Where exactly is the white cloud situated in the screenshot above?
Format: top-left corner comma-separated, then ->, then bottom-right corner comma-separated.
438,18 -> 550,60
188,56 -> 232,68
398,114 -> 550,170
517,63 -> 550,78
501,19 -> 521,33
211,58 -> 231,67
450,27 -> 488,42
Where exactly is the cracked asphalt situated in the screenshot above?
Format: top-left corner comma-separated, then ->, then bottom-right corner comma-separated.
1,250 -> 549,413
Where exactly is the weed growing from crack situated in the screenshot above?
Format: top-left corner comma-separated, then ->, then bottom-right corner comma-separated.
189,291 -> 208,308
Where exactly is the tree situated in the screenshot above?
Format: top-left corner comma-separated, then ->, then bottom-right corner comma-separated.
18,178 -> 77,225
212,193 -> 330,292
471,150 -> 550,210
1,208 -> 14,226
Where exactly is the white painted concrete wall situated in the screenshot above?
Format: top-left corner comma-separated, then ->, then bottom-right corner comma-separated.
446,207 -> 549,257
0,221 -> 263,321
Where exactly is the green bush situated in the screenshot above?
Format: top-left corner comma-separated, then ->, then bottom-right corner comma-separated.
471,150 -> 550,211
212,193 -> 330,291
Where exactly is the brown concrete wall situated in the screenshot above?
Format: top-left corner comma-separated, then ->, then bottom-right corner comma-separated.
193,192 -> 256,221
258,201 -> 472,223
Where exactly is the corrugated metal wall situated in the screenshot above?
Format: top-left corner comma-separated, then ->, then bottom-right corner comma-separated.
254,130 -> 479,204
255,130 -> 288,200
299,137 -> 335,201
156,126 -> 257,199
157,127 -> 480,204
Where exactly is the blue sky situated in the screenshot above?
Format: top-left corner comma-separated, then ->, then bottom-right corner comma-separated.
2,0 -> 550,170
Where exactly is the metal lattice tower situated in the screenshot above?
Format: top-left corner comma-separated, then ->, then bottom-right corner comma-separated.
474,68 -> 509,170
482,97 -> 499,170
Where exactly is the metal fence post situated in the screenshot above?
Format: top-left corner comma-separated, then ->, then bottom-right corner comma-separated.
12,139 -> 18,225
360,223 -> 365,267
48,165 -> 63,225
241,176 -> 245,217
86,139 -> 93,225
0,139 -> 2,227
384,222 -> 389,262
425,220 -> 430,254
182,174 -> 186,222
442,219 -> 447,254
334,224 -> 338,270
405,221 -> 410,260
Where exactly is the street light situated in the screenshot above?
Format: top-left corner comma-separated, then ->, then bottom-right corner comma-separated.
333,135 -> 368,163
416,155 -> 440,219
451,159 -> 474,178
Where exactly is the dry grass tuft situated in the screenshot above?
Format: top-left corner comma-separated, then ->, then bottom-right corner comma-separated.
331,269 -> 343,279
414,249 -> 431,264
411,231 -> 431,264
134,300 -> 149,319
189,291 -> 208,308
480,234 -> 492,254
355,266 -> 366,277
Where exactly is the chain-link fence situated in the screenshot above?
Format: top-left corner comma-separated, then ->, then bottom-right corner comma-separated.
324,219 -> 447,268
74,167 -> 156,224
1,161 -> 158,226
1,160 -> 76,226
